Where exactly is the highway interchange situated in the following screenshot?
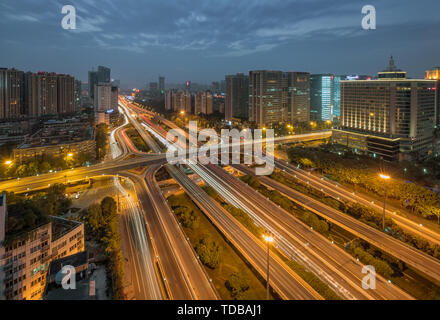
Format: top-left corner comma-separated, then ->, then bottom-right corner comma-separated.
2,97 -> 440,300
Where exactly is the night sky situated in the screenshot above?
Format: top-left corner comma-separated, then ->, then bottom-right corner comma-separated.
1,0 -> 439,88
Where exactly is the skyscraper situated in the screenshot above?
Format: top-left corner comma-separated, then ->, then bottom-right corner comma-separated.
225,73 -> 249,121
249,70 -> 310,126
97,66 -> 111,83
333,76 -> 342,118
310,74 -> 334,121
249,70 -> 284,127
88,66 -> 111,103
284,72 -> 310,123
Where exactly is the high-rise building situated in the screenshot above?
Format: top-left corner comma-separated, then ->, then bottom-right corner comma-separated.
149,82 -> 158,94
97,66 -> 111,83
333,63 -> 437,161
159,76 -> 165,94
1,69 -> 77,119
425,67 -> 440,127
249,70 -> 284,127
74,80 -> 82,113
284,72 -> 310,124
249,70 -> 311,126
0,68 -> 24,120
310,74 -> 334,121
333,76 -> 342,118
88,66 -> 111,103
94,82 -> 112,112
165,90 -> 191,113
111,85 -> 119,111
165,90 -> 173,111
225,73 -> 249,121
195,91 -> 213,115
56,74 -> 75,115
88,71 -> 98,103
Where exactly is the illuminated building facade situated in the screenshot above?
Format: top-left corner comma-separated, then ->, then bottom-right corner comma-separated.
333,79 -> 437,161
310,74 -> 334,121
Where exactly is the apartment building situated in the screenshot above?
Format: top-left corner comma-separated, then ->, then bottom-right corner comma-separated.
0,195 -> 84,300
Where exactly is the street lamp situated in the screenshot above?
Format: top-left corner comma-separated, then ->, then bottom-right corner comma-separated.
67,153 -> 73,158
4,160 -> 12,166
379,173 -> 391,231
263,233 -> 274,300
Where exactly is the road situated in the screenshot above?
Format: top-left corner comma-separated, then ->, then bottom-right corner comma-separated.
124,100 -> 416,299
234,163 -> 440,286
193,162 -> 414,300
115,175 -> 163,300
167,164 -> 322,300
273,159 -> 440,246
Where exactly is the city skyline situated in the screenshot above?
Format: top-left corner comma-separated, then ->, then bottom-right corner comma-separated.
1,0 -> 440,88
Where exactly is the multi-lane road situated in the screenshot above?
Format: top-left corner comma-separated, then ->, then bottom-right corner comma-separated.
235,163 -> 440,284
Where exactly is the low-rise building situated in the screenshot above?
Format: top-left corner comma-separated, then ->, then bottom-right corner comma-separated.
0,194 -> 85,300
12,121 -> 95,163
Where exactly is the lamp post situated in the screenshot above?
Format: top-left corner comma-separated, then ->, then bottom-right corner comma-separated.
379,174 -> 391,231
263,233 -> 274,300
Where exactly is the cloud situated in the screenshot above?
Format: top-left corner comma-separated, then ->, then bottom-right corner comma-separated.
6,14 -> 39,22
176,11 -> 208,26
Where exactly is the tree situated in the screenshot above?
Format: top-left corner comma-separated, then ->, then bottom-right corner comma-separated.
195,234 -> 223,269
87,203 -> 103,233
225,272 -> 250,299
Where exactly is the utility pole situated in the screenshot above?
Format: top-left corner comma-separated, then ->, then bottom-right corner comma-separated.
263,233 -> 273,300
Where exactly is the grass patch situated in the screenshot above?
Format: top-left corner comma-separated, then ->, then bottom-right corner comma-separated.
167,192 -> 269,300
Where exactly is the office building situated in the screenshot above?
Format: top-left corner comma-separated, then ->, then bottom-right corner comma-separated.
159,76 -> 165,94
333,63 -> 437,161
0,194 -> 85,300
284,72 -> 310,123
249,70 -> 311,127
310,74 -> 334,121
225,73 -> 249,121
333,76 -> 342,118
88,66 -> 111,103
194,91 -> 213,115
249,70 -> 284,126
